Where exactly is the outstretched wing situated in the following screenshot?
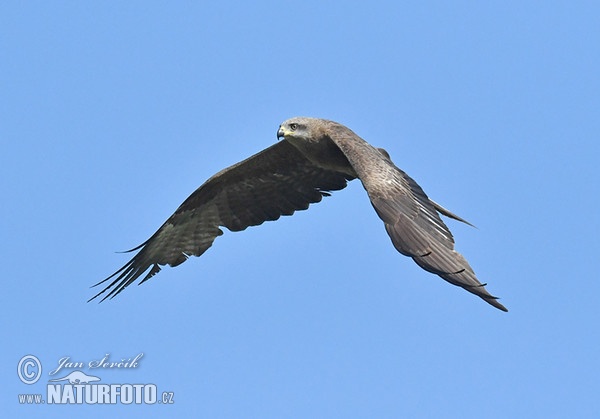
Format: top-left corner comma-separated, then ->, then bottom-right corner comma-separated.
91,140 -> 353,302
329,129 -> 507,311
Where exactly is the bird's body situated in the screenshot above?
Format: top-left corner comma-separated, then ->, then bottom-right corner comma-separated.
92,117 -> 507,311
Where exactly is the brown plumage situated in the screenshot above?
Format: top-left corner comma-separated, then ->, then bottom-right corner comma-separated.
91,117 -> 507,311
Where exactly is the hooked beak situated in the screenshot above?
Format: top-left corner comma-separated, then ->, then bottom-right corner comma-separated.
277,126 -> 286,140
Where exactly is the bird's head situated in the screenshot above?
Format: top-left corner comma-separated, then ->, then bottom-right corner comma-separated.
277,117 -> 322,143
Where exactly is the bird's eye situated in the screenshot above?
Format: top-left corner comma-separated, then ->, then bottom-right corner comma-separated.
289,123 -> 298,131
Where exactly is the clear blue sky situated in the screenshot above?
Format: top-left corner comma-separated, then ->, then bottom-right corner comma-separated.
2,1 -> 599,418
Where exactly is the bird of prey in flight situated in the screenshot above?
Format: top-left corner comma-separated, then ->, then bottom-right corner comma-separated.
91,117 -> 507,311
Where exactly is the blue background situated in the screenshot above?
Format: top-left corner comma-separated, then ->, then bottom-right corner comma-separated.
2,1 -> 599,418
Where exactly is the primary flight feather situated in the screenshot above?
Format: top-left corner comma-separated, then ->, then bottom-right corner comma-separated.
91,117 -> 507,311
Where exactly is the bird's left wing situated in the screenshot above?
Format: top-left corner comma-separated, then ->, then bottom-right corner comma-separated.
91,140 -> 352,302
328,127 -> 507,311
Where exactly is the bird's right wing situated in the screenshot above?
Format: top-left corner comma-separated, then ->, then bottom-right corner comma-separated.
91,140 -> 353,302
